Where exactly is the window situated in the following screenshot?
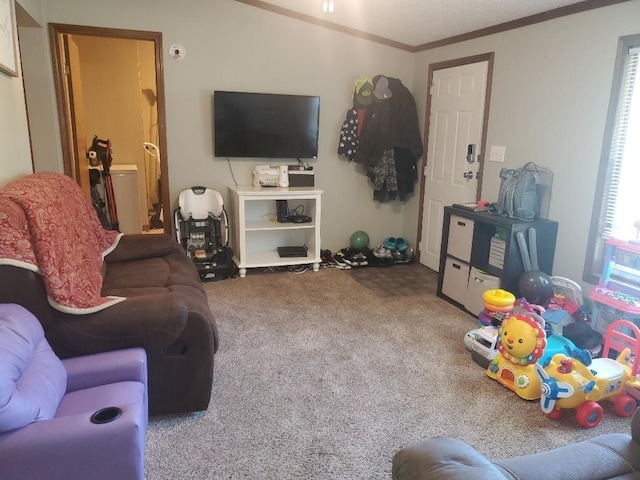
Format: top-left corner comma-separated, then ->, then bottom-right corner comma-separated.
584,34 -> 640,285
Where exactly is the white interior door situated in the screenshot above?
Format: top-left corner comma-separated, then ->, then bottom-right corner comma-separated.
419,60 -> 489,271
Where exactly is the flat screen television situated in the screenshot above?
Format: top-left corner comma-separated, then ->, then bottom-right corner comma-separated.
213,91 -> 320,159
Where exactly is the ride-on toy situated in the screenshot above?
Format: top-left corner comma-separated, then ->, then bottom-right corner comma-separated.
486,312 -> 547,400
535,319 -> 640,428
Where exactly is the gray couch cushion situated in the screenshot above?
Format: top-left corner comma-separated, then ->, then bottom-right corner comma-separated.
393,436 -> 507,480
393,410 -> 640,480
494,434 -> 640,480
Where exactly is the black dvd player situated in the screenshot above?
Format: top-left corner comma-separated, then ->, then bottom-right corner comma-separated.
277,246 -> 307,258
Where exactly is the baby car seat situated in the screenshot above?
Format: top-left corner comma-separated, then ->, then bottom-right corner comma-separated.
174,186 -> 236,280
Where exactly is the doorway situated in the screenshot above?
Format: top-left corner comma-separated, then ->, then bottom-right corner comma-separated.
416,53 -> 494,271
49,24 -> 170,233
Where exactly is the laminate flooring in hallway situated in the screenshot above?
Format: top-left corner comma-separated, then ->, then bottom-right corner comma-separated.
345,263 -> 438,297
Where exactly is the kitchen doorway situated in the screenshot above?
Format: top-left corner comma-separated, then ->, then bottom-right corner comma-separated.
49,24 -> 170,233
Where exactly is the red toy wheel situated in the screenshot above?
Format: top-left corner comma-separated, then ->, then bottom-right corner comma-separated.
576,402 -> 603,428
548,409 -> 562,420
613,394 -> 637,417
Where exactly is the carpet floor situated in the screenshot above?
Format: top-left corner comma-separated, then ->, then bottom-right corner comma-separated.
145,268 -> 634,479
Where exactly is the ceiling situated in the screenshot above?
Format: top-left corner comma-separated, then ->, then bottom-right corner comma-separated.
237,0 -> 625,51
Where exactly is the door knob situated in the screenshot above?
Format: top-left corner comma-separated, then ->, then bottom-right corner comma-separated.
463,171 -> 474,179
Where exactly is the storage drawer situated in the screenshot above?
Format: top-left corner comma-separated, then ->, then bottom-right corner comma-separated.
448,215 -> 474,262
442,257 -> 470,305
465,268 -> 501,316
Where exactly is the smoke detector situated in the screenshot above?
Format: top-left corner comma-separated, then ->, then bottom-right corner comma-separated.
169,44 -> 186,60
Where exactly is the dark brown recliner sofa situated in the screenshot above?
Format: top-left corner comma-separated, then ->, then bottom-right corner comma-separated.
0,173 -> 219,416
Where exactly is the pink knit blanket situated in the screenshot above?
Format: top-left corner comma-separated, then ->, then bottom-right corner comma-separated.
0,172 -> 124,314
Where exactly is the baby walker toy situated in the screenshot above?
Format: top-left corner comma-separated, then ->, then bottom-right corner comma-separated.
534,319 -> 640,428
486,312 -> 547,400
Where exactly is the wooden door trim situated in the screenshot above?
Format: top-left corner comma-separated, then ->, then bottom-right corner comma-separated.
48,23 -> 171,232
415,52 -> 494,266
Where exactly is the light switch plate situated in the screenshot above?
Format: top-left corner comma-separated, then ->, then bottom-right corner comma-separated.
489,146 -> 506,163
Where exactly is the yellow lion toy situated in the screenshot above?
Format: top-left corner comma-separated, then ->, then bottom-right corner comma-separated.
486,312 -> 547,400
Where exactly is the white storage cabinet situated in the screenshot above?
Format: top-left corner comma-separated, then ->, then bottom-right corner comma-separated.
228,186 -> 323,278
437,206 -> 559,316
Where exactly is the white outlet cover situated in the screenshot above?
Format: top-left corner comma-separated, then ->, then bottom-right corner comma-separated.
169,44 -> 186,60
490,145 -> 506,163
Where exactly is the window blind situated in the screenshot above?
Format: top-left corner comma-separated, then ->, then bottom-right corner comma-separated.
584,36 -> 640,283
599,45 -> 639,240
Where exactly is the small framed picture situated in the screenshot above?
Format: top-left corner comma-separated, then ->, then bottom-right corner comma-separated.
0,0 -> 19,77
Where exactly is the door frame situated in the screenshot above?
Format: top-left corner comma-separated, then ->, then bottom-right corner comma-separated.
49,23 -> 171,232
415,52 -> 494,266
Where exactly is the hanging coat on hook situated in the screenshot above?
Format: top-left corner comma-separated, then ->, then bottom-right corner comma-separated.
337,77 -> 373,161
355,76 -> 422,165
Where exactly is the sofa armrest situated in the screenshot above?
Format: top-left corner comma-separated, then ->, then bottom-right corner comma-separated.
0,400 -> 146,480
633,406 -> 640,443
493,433 -> 640,480
105,233 -> 183,263
62,348 -> 147,393
394,432 -> 640,480
392,437 -> 507,480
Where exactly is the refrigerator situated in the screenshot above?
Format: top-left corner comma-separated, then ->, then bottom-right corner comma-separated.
110,164 -> 143,234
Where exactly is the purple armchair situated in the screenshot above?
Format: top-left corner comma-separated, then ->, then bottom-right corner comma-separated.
0,304 -> 148,480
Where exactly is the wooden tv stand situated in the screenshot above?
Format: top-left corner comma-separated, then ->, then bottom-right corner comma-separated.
228,186 -> 323,277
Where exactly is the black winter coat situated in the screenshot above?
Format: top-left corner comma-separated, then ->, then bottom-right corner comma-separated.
354,77 -> 423,165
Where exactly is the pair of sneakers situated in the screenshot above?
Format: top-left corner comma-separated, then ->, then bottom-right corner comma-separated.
344,251 -> 368,266
331,251 -> 353,269
383,237 -> 408,252
373,244 -> 393,259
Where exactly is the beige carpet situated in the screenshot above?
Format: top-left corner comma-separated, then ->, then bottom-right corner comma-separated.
145,268 -> 634,479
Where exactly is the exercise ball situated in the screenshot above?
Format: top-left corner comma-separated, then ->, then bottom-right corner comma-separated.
518,271 -> 554,305
350,230 -> 370,250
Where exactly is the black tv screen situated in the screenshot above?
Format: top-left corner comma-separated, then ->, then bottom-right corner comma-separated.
213,91 -> 320,159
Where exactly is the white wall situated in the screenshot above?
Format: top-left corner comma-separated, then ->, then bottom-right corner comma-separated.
411,0 -> 640,286
27,0 -> 415,251
0,0 -> 41,187
0,70 -> 32,186
18,0 -> 640,279
17,0 -> 60,175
